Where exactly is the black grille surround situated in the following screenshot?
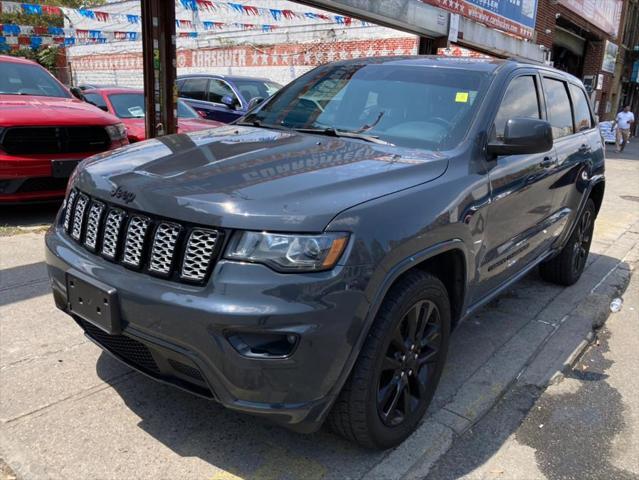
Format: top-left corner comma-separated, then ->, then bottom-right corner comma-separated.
80,319 -> 161,374
79,319 -> 214,399
1,126 -> 111,155
63,188 -> 225,285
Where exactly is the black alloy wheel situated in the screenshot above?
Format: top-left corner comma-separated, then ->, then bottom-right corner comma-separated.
328,271 -> 450,449
571,206 -> 593,276
377,300 -> 442,427
540,198 -> 597,286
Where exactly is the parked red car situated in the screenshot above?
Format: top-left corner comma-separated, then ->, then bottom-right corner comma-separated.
82,88 -> 222,143
0,55 -> 128,203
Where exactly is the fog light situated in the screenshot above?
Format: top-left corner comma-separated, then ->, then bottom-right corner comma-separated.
227,331 -> 299,359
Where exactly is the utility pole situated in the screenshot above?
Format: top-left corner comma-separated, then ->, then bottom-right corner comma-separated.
141,0 -> 177,139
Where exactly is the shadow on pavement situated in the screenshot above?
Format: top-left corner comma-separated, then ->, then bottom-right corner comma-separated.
0,262 -> 50,306
90,251 -> 629,479
0,201 -> 61,229
605,141 -> 639,161
426,260 -> 633,480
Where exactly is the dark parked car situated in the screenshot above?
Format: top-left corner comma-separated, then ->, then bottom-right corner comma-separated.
177,74 -> 281,123
46,57 -> 604,449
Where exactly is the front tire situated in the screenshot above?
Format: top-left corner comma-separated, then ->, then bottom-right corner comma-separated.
328,271 -> 451,449
539,198 -> 596,286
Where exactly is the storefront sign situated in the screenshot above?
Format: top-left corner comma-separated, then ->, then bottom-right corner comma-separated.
558,0 -> 623,37
601,40 -> 618,74
448,13 -> 460,43
421,0 -> 537,39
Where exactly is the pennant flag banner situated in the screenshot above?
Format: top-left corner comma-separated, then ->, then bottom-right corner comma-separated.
0,0 -> 371,50
0,0 -> 362,27
0,19 -> 290,49
0,23 -> 145,40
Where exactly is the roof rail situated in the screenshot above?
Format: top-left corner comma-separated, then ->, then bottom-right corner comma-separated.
505,56 -> 545,65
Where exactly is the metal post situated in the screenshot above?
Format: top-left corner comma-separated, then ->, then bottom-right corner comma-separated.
141,0 -> 177,139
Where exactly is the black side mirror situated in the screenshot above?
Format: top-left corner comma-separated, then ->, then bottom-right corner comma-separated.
221,95 -> 238,110
247,97 -> 265,111
487,118 -> 553,156
70,87 -> 85,101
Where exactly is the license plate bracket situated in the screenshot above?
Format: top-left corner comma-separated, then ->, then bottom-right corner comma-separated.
52,159 -> 80,178
66,271 -> 121,334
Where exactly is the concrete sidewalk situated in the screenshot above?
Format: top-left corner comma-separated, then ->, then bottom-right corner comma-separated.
1,148 -> 638,479
427,238 -> 639,480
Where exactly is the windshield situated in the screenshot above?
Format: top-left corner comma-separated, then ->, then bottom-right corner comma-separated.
108,93 -> 198,119
0,62 -> 70,98
245,64 -> 489,150
233,80 -> 281,101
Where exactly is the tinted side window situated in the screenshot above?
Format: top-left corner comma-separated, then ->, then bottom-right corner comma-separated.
180,78 -> 207,101
543,78 -> 574,139
84,93 -> 107,109
208,79 -> 237,104
493,76 -> 540,141
569,84 -> 593,132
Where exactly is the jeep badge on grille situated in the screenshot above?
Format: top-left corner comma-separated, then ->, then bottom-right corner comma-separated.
110,186 -> 136,204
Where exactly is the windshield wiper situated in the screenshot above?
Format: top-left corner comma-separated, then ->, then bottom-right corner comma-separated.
293,127 -> 394,146
235,119 -> 287,130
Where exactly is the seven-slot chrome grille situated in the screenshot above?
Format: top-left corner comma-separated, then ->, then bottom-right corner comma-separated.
63,189 -> 221,283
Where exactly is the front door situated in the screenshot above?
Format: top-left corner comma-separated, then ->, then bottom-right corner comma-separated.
178,78 -> 243,123
474,73 -> 558,301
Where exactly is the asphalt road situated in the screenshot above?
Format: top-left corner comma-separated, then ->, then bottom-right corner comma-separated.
1,142 -> 638,479
427,251 -> 639,480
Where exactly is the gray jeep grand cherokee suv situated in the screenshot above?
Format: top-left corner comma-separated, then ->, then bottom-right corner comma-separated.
45,57 -> 604,449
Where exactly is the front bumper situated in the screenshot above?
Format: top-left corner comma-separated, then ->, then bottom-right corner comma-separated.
45,222 -> 371,432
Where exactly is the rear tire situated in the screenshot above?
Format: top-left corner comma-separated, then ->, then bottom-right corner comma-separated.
328,271 -> 450,449
539,198 -> 596,286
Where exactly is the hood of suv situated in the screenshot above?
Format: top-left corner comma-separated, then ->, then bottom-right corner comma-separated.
0,95 -> 119,126
75,126 -> 449,231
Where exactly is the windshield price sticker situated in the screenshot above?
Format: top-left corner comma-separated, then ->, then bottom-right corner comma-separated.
455,92 -> 469,103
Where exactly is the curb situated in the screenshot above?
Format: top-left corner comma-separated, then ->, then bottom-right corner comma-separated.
365,245 -> 636,480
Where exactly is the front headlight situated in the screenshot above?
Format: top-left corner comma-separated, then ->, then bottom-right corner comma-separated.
225,231 -> 349,272
105,123 -> 127,142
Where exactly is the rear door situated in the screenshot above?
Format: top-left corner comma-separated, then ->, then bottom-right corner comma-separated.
205,79 -> 243,123
539,75 -> 594,249
178,77 -> 212,118
550,82 -> 603,246
475,72 -> 559,300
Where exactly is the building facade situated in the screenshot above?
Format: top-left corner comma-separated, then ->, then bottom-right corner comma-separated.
534,0 -> 626,120
62,0 -> 630,121
618,0 -> 639,130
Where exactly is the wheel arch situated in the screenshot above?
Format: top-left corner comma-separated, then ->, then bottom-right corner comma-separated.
367,240 -> 469,332
589,179 -> 605,215
319,239 -> 470,426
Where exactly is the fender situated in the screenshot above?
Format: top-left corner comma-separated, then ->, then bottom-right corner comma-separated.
312,239 -> 469,424
554,174 -> 605,253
